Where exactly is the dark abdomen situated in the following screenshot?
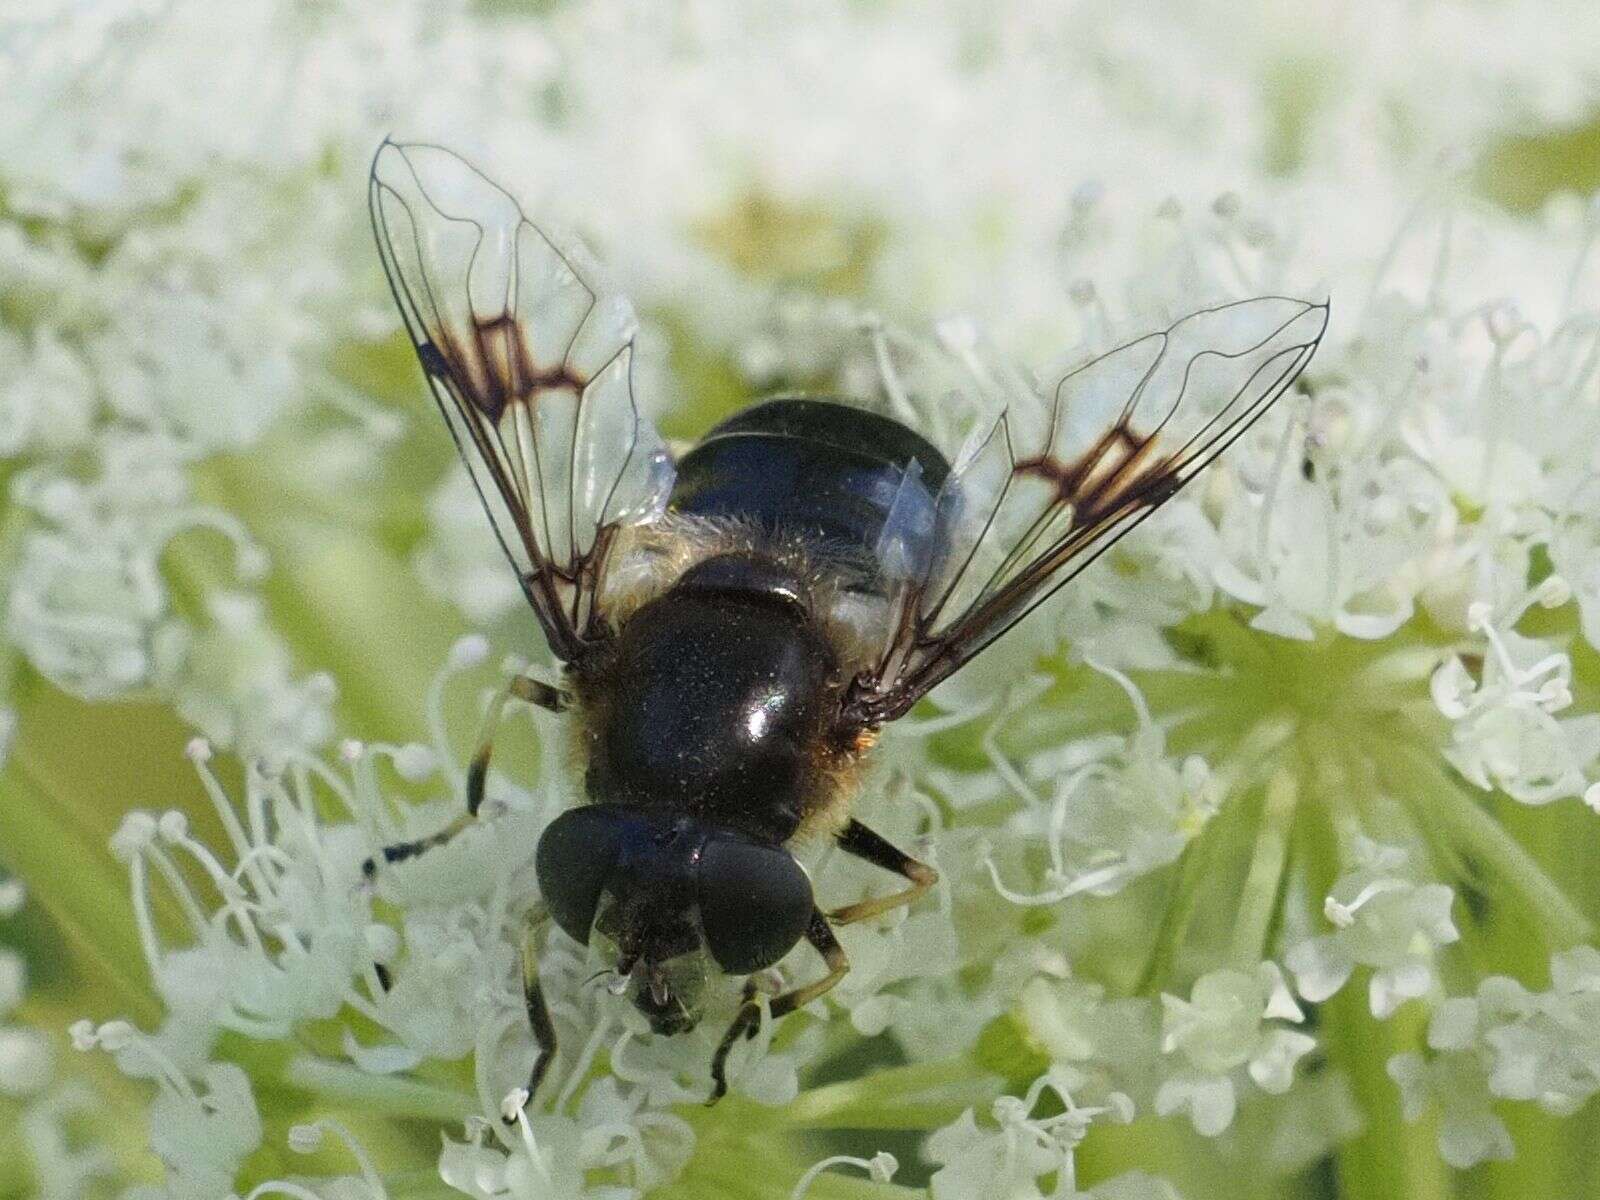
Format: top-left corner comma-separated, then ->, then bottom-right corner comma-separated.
669,398 -> 951,587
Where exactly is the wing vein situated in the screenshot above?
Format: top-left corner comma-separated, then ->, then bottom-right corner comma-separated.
846,296 -> 1328,725
369,139 -> 674,663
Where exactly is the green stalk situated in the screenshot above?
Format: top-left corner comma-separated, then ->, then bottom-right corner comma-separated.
1324,985 -> 1454,1200
1480,1105 -> 1568,1200
1464,796 -> 1571,1200
1,754 -> 163,1027
783,1059 -> 1003,1132
661,1150 -> 920,1200
1229,765 -> 1298,965
281,1055 -> 477,1122
1383,743 -> 1591,950
1134,748 -> 1272,995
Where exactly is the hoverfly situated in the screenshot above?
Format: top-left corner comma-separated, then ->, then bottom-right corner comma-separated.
367,139 -> 1326,1111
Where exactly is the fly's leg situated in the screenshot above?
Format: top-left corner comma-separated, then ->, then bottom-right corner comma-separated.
465,675 -> 570,818
502,909 -> 558,1123
705,820 -> 933,1102
708,911 -> 847,1104
824,819 -> 938,926
362,809 -> 476,880
361,672 -> 568,880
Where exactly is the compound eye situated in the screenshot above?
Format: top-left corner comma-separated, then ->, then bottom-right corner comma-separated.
696,837 -> 814,973
536,805 -> 642,944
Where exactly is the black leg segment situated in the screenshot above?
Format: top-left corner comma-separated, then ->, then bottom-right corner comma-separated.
503,913 -> 558,1124
826,818 -> 938,926
362,671 -> 568,877
708,910 -> 848,1104
468,673 -> 570,817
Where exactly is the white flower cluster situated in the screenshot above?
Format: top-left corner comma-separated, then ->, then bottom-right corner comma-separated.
926,1068 -> 1155,1200
1156,963 -> 1315,1137
7,438 -> 267,701
0,0 -> 565,758
1288,838 -> 1460,1018
1433,597 -> 1600,808
9,0 -> 1600,1197
90,639 -> 949,1198
1009,958 -> 1318,1146
986,667 -> 1221,905
1391,946 -> 1600,1168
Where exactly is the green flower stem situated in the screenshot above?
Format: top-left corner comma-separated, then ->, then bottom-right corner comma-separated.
1134,816 -> 1223,996
2,744 -> 175,1193
382,1170 -> 471,1200
1383,743 -> 1592,951
662,1147 -> 919,1200
665,1106 -> 922,1200
1469,799 -> 1584,1200
1490,793 -> 1600,963
222,1034 -> 459,1188
1481,1106 -> 1570,1200
1493,774 -> 1600,1200
1077,1117 -> 1274,1200
1133,725 -> 1285,996
281,1055 -> 477,1122
782,1059 -> 1003,1132
1325,985 -> 1452,1200
1230,765 -> 1298,965
2,751 -> 163,1028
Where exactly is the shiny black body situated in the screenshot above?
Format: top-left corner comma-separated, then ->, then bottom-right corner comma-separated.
584,554 -> 837,843
539,398 -> 950,1031
671,397 -> 950,588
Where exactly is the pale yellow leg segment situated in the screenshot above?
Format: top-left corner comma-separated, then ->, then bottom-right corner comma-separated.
468,673 -> 569,817
502,909 -> 558,1123
708,911 -> 848,1104
824,818 -> 939,926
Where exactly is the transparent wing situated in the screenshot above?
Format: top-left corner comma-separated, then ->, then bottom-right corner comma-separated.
845,296 -> 1329,724
369,140 -> 673,661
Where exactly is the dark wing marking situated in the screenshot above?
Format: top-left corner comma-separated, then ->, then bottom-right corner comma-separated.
845,296 -> 1329,724
369,140 -> 673,661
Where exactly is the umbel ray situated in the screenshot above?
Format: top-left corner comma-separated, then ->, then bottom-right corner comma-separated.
365,138 -> 1328,1112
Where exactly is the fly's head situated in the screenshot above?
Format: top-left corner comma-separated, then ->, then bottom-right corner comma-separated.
536,805 -> 814,1036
